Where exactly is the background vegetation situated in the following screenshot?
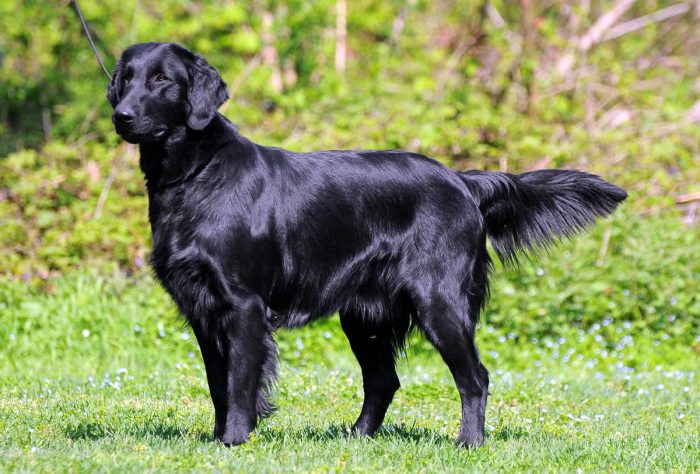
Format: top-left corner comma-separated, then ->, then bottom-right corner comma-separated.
1,0 -> 698,471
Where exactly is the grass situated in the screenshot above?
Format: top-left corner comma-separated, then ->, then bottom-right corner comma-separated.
0,258 -> 698,472
1,363 -> 696,472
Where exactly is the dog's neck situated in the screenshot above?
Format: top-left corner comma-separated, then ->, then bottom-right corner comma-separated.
138,114 -> 236,193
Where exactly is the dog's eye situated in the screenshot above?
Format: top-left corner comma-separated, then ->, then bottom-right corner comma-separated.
154,74 -> 169,83
123,73 -> 132,83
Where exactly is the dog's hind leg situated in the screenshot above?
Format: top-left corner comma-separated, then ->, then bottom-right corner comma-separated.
340,310 -> 408,436
415,291 -> 489,448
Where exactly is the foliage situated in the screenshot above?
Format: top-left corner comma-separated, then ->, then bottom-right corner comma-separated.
1,0 -> 699,181
487,211 -> 700,341
0,142 -> 147,275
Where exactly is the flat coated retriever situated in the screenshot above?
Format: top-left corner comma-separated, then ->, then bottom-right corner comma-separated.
107,42 -> 626,448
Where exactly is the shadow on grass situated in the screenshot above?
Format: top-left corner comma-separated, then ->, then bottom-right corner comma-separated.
256,422 -> 456,445
64,419 -> 527,445
63,420 -> 210,442
63,420 -> 455,445
490,425 -> 528,441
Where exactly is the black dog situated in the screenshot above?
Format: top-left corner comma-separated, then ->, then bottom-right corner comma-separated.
107,42 -> 626,448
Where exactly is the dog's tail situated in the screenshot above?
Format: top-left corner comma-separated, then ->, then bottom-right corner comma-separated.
458,169 -> 627,264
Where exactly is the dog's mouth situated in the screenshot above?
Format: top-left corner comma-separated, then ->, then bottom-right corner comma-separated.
152,126 -> 168,139
116,125 -> 168,143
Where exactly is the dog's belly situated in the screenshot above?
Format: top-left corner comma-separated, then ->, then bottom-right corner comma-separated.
266,263 -> 400,329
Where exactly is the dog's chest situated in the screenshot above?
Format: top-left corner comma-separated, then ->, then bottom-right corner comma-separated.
148,197 -> 232,318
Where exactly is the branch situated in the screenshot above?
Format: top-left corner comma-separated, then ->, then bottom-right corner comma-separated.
93,146 -> 129,220
676,192 -> 700,204
579,0 -> 637,51
390,0 -> 416,46
261,11 -> 282,92
225,53 -> 262,104
603,3 -> 691,42
335,0 -> 347,74
557,0 -> 637,75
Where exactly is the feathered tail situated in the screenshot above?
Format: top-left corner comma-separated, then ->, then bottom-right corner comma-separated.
459,169 -> 627,264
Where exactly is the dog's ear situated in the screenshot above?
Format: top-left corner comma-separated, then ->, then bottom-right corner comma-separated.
186,55 -> 229,130
106,61 -> 123,108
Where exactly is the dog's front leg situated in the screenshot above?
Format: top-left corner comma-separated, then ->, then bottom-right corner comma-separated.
216,294 -> 268,446
190,293 -> 268,445
190,319 -> 228,441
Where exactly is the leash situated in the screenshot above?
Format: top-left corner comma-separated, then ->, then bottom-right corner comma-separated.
73,0 -> 113,81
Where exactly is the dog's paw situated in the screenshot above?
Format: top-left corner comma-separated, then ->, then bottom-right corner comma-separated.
456,433 -> 484,449
221,428 -> 251,447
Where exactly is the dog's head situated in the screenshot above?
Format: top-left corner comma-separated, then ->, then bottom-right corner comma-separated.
107,42 -> 229,144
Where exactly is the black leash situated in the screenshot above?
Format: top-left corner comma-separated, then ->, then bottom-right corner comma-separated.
73,0 -> 113,82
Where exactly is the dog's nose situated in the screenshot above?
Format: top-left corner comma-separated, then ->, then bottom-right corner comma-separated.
113,107 -> 135,124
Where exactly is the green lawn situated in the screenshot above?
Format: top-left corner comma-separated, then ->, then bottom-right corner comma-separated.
1,268 -> 697,472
